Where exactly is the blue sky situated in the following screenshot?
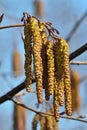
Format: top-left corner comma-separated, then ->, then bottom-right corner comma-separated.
0,0 -> 87,130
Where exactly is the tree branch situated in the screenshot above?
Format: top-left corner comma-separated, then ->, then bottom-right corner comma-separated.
69,43 -> 87,60
70,61 -> 87,65
0,24 -> 24,29
66,12 -> 87,42
11,98 -> 87,123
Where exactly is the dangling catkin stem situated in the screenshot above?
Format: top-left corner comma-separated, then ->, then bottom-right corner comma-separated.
24,23 -> 32,92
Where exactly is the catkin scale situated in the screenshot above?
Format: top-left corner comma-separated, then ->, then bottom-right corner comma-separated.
12,50 -> 23,77
29,17 -> 43,103
24,23 -> 32,92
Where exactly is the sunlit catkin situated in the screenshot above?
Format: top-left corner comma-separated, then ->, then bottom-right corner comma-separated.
40,116 -> 46,130
54,42 -> 64,106
12,49 -> 23,77
46,41 -> 55,95
24,23 -> 32,92
29,17 -> 43,103
32,114 -> 40,130
71,70 -> 80,114
59,38 -> 72,116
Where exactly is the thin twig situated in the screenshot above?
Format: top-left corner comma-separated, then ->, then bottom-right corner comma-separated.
66,12 -> 87,42
0,24 -> 24,29
11,98 -> 87,123
70,61 -> 87,65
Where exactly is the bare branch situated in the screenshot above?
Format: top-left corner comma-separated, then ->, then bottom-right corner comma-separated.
70,61 -> 87,65
0,24 -> 24,29
69,43 -> 87,60
66,12 -> 87,42
11,98 -> 87,123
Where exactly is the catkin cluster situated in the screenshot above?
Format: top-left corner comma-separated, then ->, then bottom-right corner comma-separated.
22,13 -> 72,121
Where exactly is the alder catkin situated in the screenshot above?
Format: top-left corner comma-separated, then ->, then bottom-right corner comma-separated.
24,23 -> 32,92
12,49 -> 23,77
29,17 -> 43,103
46,41 -> 55,95
54,42 -> 64,106
13,98 -> 26,130
35,0 -> 43,18
32,114 -> 40,130
71,70 -> 80,114
59,38 -> 72,116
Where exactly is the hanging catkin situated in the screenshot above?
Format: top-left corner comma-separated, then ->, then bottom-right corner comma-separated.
71,70 -> 80,114
13,98 -> 26,130
35,0 -> 43,18
12,49 -> 23,77
32,114 -> 40,130
29,17 -> 43,103
39,22 -> 49,100
24,23 -> 32,92
46,41 -> 55,95
60,38 -> 72,116
54,41 -> 64,106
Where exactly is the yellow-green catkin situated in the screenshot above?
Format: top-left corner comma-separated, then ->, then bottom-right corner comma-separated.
32,114 -> 40,130
40,116 -> 46,130
71,70 -> 80,114
53,79 -> 60,122
29,17 -> 43,103
39,22 -> 50,100
46,41 -> 55,95
54,42 -> 64,106
59,38 -> 72,116
45,115 -> 53,130
24,23 -> 32,92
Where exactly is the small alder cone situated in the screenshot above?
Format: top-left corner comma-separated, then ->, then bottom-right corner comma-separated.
71,70 -> 80,114
35,0 -> 43,18
32,114 -> 40,130
59,38 -> 72,116
29,17 -> 43,103
24,23 -> 32,92
12,49 -> 23,77
46,41 -> 55,95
